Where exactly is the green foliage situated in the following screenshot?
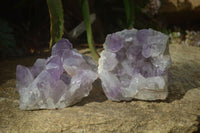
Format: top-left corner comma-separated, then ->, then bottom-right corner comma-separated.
45,0 -> 165,61
0,18 -> 20,57
123,0 -> 134,28
79,0 -> 99,61
46,0 -> 99,61
47,0 -> 64,48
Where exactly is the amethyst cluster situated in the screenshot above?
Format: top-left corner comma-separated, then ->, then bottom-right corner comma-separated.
16,28 -> 171,110
98,28 -> 171,101
16,39 -> 98,110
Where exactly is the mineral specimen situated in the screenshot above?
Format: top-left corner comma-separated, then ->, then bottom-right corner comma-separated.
98,28 -> 171,101
16,38 -> 98,110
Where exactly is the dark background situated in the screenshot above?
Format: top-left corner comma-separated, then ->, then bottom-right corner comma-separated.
0,0 -> 200,58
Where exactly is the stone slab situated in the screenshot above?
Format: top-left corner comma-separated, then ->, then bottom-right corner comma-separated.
0,44 -> 200,132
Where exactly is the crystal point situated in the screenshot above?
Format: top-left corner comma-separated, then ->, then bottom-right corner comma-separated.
52,38 -> 73,57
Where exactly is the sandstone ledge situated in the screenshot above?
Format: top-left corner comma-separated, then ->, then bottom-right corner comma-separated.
0,44 -> 200,133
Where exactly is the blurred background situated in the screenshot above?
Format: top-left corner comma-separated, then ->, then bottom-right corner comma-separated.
0,0 -> 200,59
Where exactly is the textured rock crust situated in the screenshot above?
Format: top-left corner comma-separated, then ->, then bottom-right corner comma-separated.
160,0 -> 200,12
0,44 -> 200,132
158,0 -> 200,26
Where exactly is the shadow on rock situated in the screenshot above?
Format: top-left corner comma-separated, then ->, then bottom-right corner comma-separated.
167,61 -> 200,102
75,79 -> 107,106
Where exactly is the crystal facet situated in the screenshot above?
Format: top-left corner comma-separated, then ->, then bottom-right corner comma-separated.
98,28 -> 171,101
16,38 -> 98,110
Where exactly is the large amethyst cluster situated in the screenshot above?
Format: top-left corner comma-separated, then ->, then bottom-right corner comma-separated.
16,28 -> 172,110
16,39 -> 98,110
98,28 -> 171,101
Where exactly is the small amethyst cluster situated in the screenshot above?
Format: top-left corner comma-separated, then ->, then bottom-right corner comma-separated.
16,28 -> 171,110
98,28 -> 171,101
16,39 -> 98,110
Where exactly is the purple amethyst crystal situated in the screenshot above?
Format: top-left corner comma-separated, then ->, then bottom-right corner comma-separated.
105,34 -> 123,52
52,38 -> 72,56
98,28 -> 171,101
16,38 -> 98,110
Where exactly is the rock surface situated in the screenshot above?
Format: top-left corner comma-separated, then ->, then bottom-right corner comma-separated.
158,0 -> 200,26
98,28 -> 171,101
160,0 -> 200,12
0,44 -> 200,132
